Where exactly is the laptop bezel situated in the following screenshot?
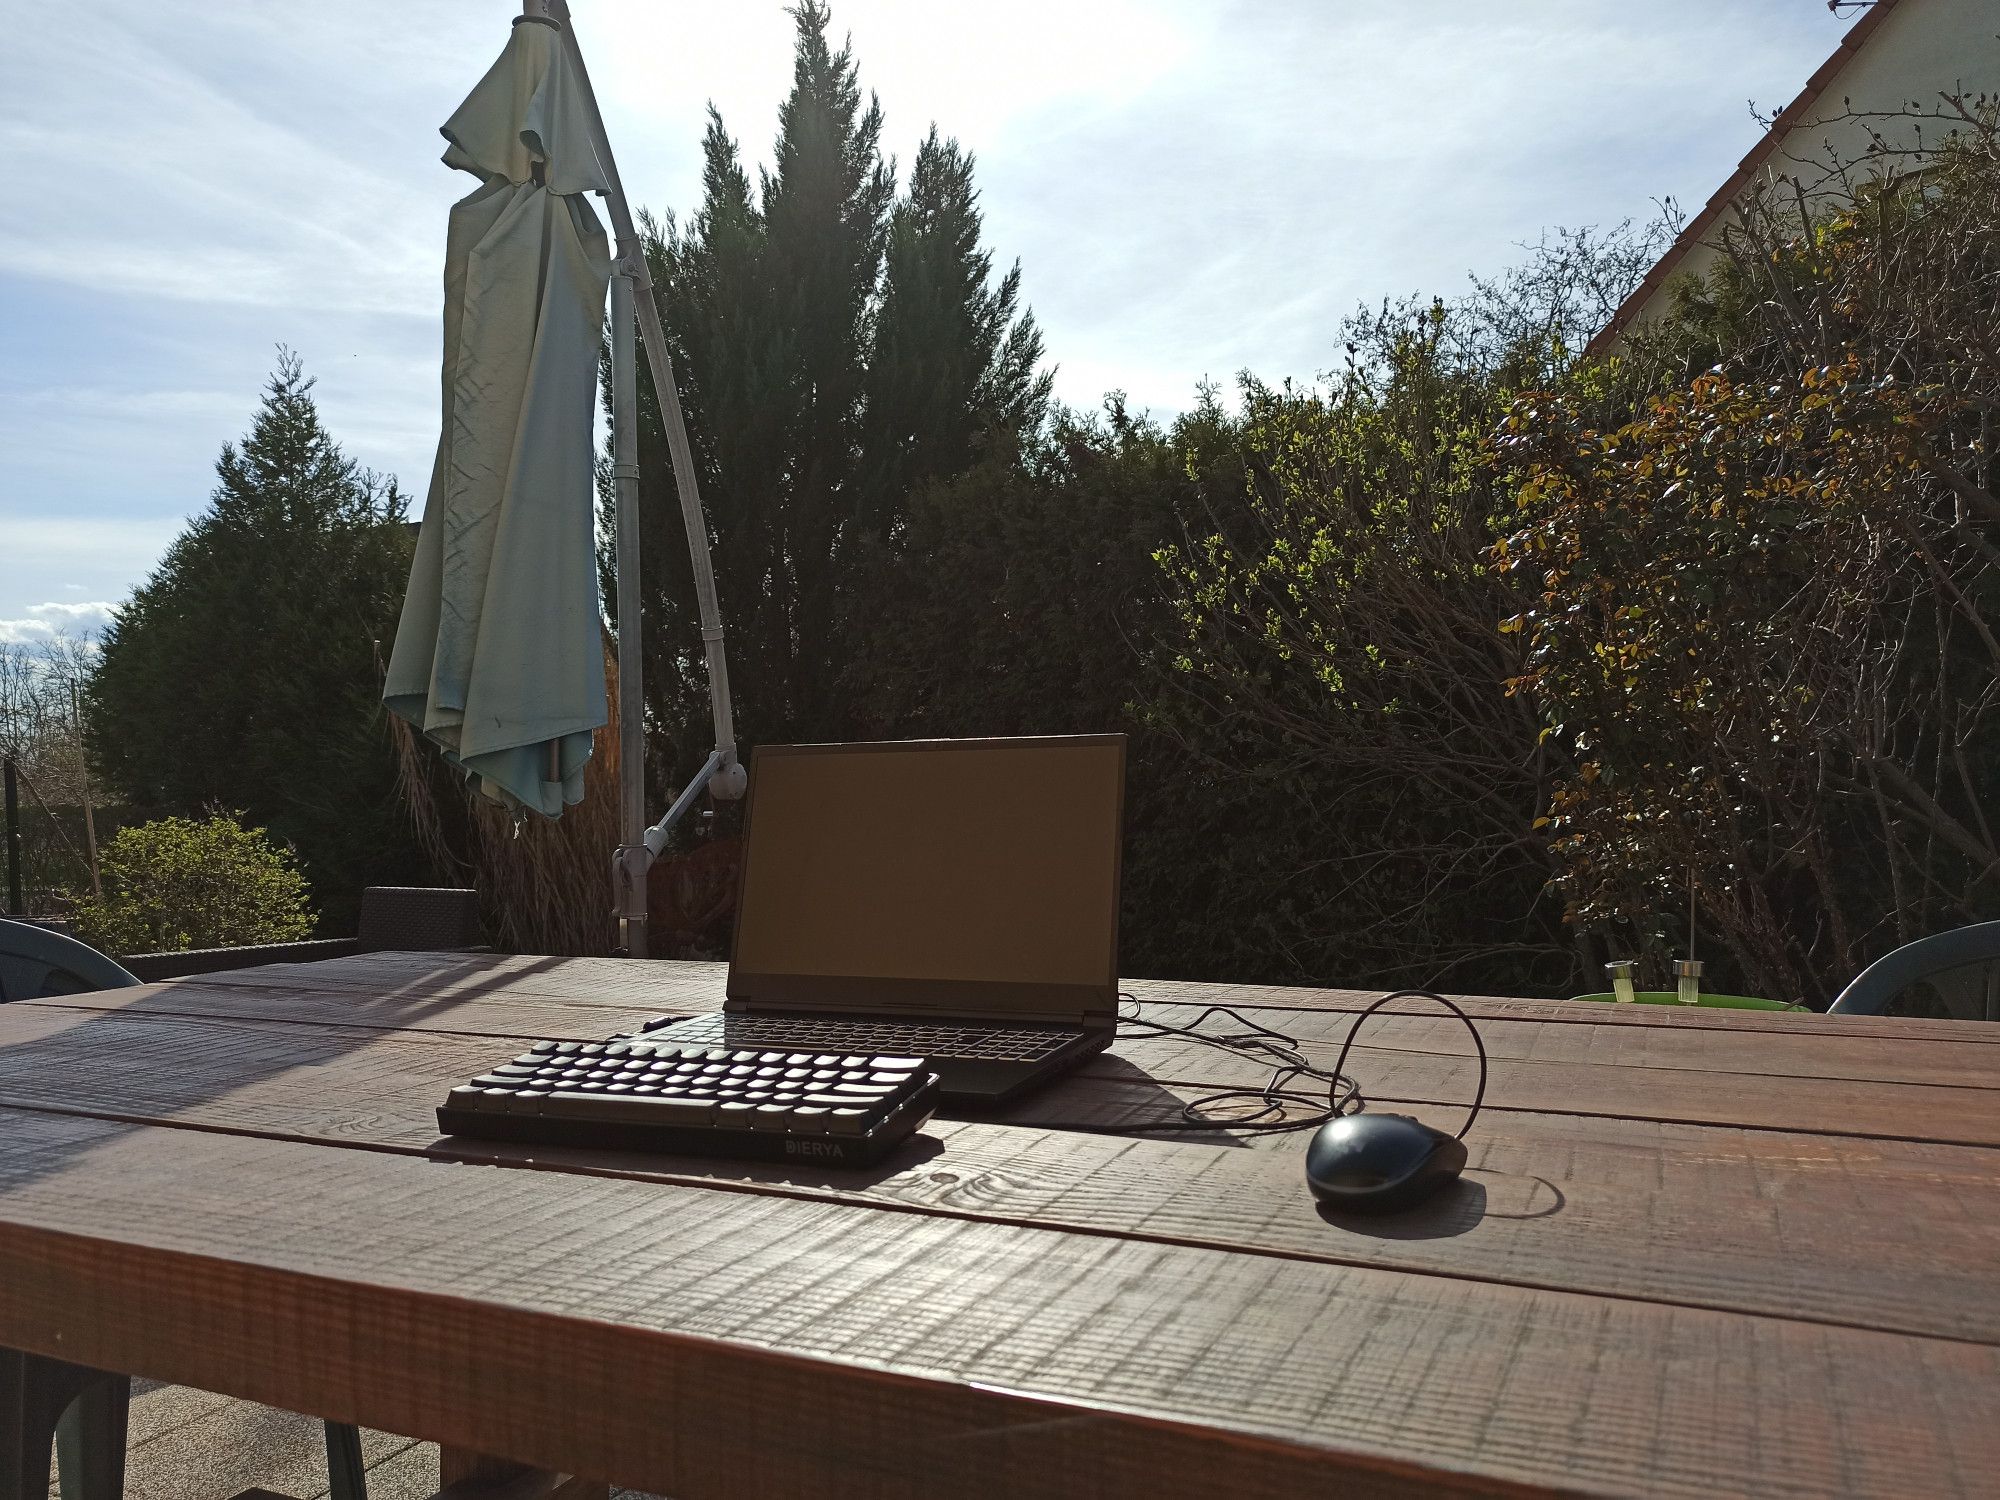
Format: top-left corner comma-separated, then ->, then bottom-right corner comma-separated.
724,734 -> 1127,1026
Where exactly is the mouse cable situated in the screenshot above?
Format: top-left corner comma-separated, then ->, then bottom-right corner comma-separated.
1014,988 -> 1486,1139
1011,994 -> 1359,1136
1331,990 -> 1489,1140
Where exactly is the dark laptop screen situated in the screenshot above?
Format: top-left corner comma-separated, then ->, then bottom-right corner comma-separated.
727,736 -> 1125,1021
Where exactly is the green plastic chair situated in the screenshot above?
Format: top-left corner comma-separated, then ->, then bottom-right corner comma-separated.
0,919 -> 369,1500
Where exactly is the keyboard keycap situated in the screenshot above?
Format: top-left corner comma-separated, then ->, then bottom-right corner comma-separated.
799,1092 -> 885,1111
825,1108 -> 870,1137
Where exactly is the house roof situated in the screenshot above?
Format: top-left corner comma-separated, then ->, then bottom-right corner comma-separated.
1583,0 -> 1909,358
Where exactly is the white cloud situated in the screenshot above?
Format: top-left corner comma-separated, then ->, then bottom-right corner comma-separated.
0,601 -> 118,644
28,601 -> 117,629
3,0 -> 1858,627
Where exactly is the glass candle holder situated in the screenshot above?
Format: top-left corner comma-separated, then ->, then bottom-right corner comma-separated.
1674,958 -> 1704,1007
1605,960 -> 1638,1004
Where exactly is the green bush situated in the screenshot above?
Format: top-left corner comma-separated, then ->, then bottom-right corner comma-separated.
72,815 -> 316,956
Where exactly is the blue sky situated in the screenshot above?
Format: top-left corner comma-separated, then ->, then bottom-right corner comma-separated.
0,1 -> 1856,641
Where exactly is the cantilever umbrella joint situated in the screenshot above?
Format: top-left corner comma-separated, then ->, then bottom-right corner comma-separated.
386,0 -> 742,959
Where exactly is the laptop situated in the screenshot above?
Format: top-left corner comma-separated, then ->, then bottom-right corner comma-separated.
633,734 -> 1126,1106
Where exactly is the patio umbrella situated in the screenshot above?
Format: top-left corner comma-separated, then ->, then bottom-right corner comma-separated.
384,14 -> 612,817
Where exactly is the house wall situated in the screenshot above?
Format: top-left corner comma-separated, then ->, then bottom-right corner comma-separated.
1622,0 -> 1999,333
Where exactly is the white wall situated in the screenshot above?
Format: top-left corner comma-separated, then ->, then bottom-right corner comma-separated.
1626,0 -> 2000,329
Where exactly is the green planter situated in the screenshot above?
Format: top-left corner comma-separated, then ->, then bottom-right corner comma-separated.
1571,990 -> 1803,1011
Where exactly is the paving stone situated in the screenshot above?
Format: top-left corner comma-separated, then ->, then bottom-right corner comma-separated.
46,1384 -> 423,1500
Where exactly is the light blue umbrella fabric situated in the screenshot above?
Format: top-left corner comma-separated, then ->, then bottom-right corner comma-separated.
385,16 -> 611,817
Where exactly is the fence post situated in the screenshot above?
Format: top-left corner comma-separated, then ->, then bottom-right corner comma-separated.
3,756 -> 21,916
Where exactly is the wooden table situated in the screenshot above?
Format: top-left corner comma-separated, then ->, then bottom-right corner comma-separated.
0,952 -> 1996,1498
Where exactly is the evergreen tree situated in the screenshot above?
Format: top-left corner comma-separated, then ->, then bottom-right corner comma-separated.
86,351 -> 423,932
614,2 -> 1048,793
862,129 -> 1050,525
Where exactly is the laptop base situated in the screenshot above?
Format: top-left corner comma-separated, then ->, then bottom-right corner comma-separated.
631,1012 -> 1110,1106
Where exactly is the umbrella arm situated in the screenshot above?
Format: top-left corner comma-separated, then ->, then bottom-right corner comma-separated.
612,749 -> 747,957
644,749 -> 734,860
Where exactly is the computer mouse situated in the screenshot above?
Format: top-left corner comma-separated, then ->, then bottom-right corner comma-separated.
1305,1111 -> 1467,1213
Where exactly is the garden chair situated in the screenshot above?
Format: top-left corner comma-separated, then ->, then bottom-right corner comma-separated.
0,918 -> 136,1001
1828,920 -> 2000,1020
0,918 -> 370,1500
356,885 -> 482,952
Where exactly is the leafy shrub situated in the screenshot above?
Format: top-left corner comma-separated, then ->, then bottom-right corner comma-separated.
72,815 -> 316,955
1494,111 -> 2000,1002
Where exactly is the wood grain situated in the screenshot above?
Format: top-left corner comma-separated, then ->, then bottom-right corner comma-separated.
19,987 -> 1999,1145
169,950 -> 2000,1043
11,950 -> 2000,1497
36,979 -> 2000,1092
0,1003 -> 1994,1343
0,1108 -> 1994,1500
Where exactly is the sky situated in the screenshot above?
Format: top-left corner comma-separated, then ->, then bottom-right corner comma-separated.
0,0 -> 1860,642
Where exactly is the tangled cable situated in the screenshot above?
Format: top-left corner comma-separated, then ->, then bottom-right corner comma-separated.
1030,988 -> 1487,1139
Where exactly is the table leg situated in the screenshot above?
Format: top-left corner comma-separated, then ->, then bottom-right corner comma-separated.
0,1347 -> 128,1500
53,1376 -> 128,1500
325,1420 -> 368,1500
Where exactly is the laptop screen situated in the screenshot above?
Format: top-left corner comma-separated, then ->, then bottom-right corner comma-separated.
727,736 -> 1125,1021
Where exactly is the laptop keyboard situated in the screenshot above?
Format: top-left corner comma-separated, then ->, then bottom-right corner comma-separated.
635,1013 -> 1079,1063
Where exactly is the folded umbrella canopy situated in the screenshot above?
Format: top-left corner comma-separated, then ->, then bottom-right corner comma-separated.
385,15 -> 611,816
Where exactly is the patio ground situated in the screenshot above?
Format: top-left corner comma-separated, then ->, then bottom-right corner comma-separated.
48,1381 -> 652,1500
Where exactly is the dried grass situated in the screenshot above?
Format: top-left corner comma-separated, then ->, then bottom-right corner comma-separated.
390,645 -> 622,956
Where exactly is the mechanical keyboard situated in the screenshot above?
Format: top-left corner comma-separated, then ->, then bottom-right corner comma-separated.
436,1039 -> 942,1166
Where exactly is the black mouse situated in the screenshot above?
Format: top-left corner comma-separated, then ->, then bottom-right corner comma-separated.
1305,1112 -> 1467,1212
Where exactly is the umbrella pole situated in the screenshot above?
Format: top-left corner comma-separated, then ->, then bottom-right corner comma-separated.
609,268 -> 650,959
533,0 -> 747,956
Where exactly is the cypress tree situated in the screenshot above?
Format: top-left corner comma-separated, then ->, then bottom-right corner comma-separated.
86,351 -> 422,931
623,2 -> 1049,787
863,128 -> 1051,527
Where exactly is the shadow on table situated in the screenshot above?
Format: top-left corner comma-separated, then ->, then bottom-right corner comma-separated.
0,952 -> 591,1194
982,1051 -> 1264,1148
426,1127 -> 947,1192
1315,1172 -> 1567,1239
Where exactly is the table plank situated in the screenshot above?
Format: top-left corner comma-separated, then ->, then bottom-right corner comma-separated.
23,986 -> 2000,1146
1,1002 -> 1996,1344
173,951 -> 2000,1044
1,1107 -> 1993,1500
42,977 -> 2000,1091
